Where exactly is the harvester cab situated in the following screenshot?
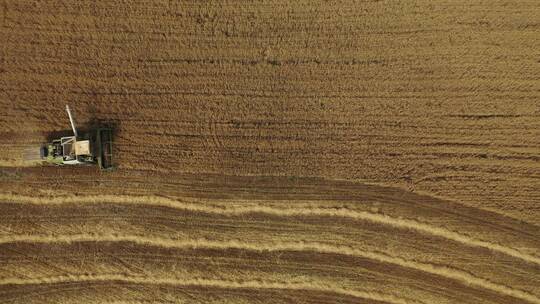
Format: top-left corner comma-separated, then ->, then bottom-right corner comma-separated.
40,105 -> 114,170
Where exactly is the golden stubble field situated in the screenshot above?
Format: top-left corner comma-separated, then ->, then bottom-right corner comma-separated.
0,1 -> 539,303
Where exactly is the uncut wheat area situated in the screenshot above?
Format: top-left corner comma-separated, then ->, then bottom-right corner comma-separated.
0,1 -> 539,304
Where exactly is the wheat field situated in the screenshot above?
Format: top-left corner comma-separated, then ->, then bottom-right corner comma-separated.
1,1 -> 539,303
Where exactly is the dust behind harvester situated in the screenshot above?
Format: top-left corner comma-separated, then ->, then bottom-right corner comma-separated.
38,105 -> 114,170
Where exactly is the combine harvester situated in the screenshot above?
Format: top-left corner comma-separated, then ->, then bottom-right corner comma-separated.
37,105 -> 114,170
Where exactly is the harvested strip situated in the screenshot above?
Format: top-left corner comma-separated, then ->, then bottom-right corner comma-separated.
0,273 -> 421,304
1,240 -> 504,303
1,233 -> 538,304
1,193 -> 538,266
4,204 -> 538,302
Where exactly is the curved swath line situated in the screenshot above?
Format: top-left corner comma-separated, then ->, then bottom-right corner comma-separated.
0,193 -> 538,266
0,274 -> 421,304
1,234 -> 538,304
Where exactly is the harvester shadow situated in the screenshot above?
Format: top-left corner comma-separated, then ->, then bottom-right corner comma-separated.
45,118 -> 120,142
87,104 -> 121,137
